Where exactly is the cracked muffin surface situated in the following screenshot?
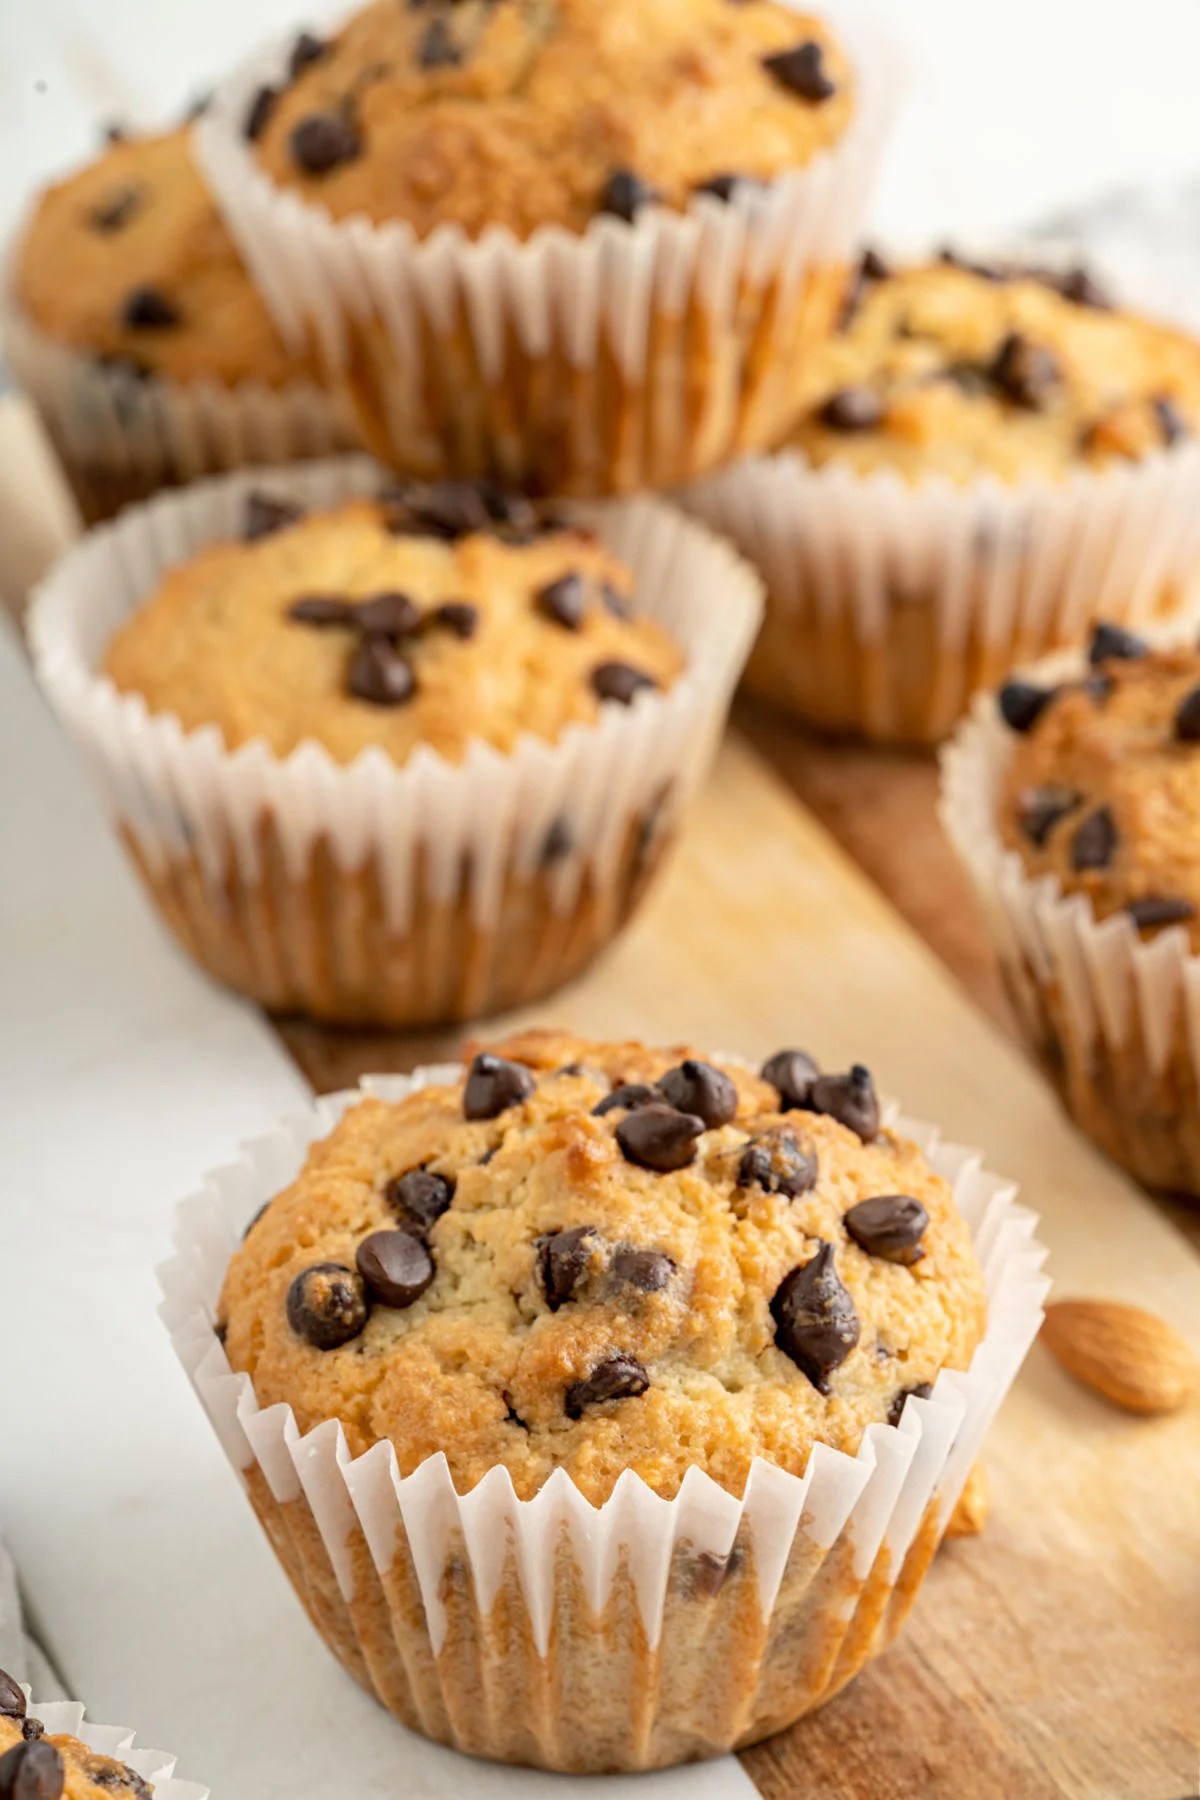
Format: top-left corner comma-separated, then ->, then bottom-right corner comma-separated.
217,1028 -> 987,1502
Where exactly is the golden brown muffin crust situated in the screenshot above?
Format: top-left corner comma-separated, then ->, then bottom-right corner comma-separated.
13,128 -> 317,388
785,252 -> 1200,483
999,630 -> 1200,950
217,1029 -> 987,1504
102,483 -> 682,766
249,0 -> 854,239
0,1712 -> 153,1800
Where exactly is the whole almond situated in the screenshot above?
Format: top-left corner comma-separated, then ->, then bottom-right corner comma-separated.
943,1462 -> 989,1540
1041,1299 -> 1199,1416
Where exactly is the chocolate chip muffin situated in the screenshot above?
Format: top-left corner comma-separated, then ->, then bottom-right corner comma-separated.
4,127 -> 352,521
0,1674 -> 152,1800
217,1029 -> 986,1502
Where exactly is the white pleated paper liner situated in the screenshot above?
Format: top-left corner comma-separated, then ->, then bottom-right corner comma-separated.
941,635 -> 1200,1195
193,2 -> 901,495
679,409 -> 1200,747
157,1066 -> 1049,1771
0,279 -> 358,527
10,1689 -> 208,1800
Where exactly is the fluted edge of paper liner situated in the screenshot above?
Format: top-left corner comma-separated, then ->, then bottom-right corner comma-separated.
14,1689 -> 208,1800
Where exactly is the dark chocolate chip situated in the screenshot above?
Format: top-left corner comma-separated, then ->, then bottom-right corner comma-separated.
1089,620 -> 1148,665
1015,784 -> 1082,849
0,1739 -> 64,1800
845,1194 -> 929,1265
689,1546 -> 744,1598
286,1262 -> 369,1349
242,1199 -> 272,1240
694,173 -> 757,203
121,285 -> 180,329
656,1059 -> 737,1129
861,247 -> 891,282
540,816 -> 575,863
770,1242 -> 860,1393
806,1064 -> 880,1142
941,359 -> 992,398
737,1127 -> 818,1199
937,247 -> 1009,284
1070,806 -> 1118,872
418,15 -> 463,66
356,1229 -> 435,1308
535,572 -> 586,631
287,594 -> 354,627
464,1052 -> 536,1120
998,679 -> 1056,733
289,30 -> 328,78
591,661 -> 657,706
989,332 -> 1060,409
1176,684 -> 1200,742
430,601 -> 478,639
18,1725 -> 43,1746
0,1671 -> 25,1719
1126,896 -> 1196,931
592,1082 -> 657,1117
820,386 -> 883,431
888,1380 -> 933,1427
760,1048 -> 820,1110
384,1168 -> 455,1234
611,1246 -> 675,1291
88,184 -> 142,233
503,1393 -> 529,1430
384,481 -> 490,540
348,637 -> 416,705
244,491 -> 303,541
214,1319 -> 228,1347
537,1225 -> 596,1310
599,168 -> 661,223
102,122 -> 127,144
839,247 -> 892,327
616,1102 -> 706,1173
475,480 -> 538,533
762,40 -> 836,101
565,1353 -> 649,1419
354,590 -> 423,638
290,110 -> 363,175
1056,265 -> 1111,310
82,1758 -> 151,1799
244,84 -> 278,141
1155,394 -> 1188,447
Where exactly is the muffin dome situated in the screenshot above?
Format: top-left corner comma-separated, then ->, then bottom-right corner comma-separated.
246,0 -> 854,239
216,1028 -> 987,1503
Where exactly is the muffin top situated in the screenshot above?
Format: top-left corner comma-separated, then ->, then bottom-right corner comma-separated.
246,0 -> 854,240
784,251 -> 1200,484
998,623 -> 1200,949
0,1675 -> 153,1800
217,1029 -> 987,1504
102,482 -> 682,766
13,127 -> 318,388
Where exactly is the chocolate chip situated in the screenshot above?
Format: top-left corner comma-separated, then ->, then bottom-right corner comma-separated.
591,661 -> 657,706
694,173 -> 756,203
689,1545 -> 744,1597
612,1246 -> 675,1291
592,1082 -> 657,1117
738,1127 -> 817,1199
0,1740 -> 64,1800
348,637 -> 416,705
656,1060 -> 737,1129
820,386 -> 883,431
941,359 -> 992,397
356,1229 -> 435,1308
807,1065 -> 879,1142
540,817 -> 575,863
383,481 -> 490,540
1176,685 -> 1200,742
418,15 -> 462,67
476,481 -> 538,533
845,1194 -> 929,1265
121,286 -> 180,329
464,1052 -> 536,1120
214,1319 -> 228,1347
102,122 -> 127,144
762,40 -> 836,101
289,30 -> 328,78
290,110 -> 363,175
385,1168 -> 455,1233
1057,265 -> 1111,310
0,1671 -> 25,1719
618,1102 -> 706,1172
989,332 -> 1060,409
937,246 -> 1010,284
599,169 -> 661,223
839,248 -> 892,327
355,590 -> 423,638
244,492 -> 303,541
1015,784 -> 1082,848
288,594 -> 354,627
565,1353 -> 649,1419
535,573 -> 586,631
1089,621 -> 1147,665
82,1758 -> 151,1799
88,184 -> 142,233
286,1262 -> 369,1349
18,1725 -> 42,1746
430,601 -> 478,639
1070,806 -> 1118,872
537,1226 -> 596,1310
242,1199 -> 272,1240
1126,896 -> 1197,931
1155,394 -> 1188,447
503,1393 -> 529,1430
600,582 -> 632,619
770,1242 -> 860,1393
888,1380 -> 933,1427
244,84 -> 278,140
998,679 -> 1057,733
760,1048 -> 820,1110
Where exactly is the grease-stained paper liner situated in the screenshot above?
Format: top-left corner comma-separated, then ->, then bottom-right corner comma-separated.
28,456 -> 762,1027
941,636 -> 1200,1195
1,282 -> 358,527
157,1068 -> 1048,1772
12,1689 -> 208,1800
680,430 -> 1200,745
193,4 -> 899,496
